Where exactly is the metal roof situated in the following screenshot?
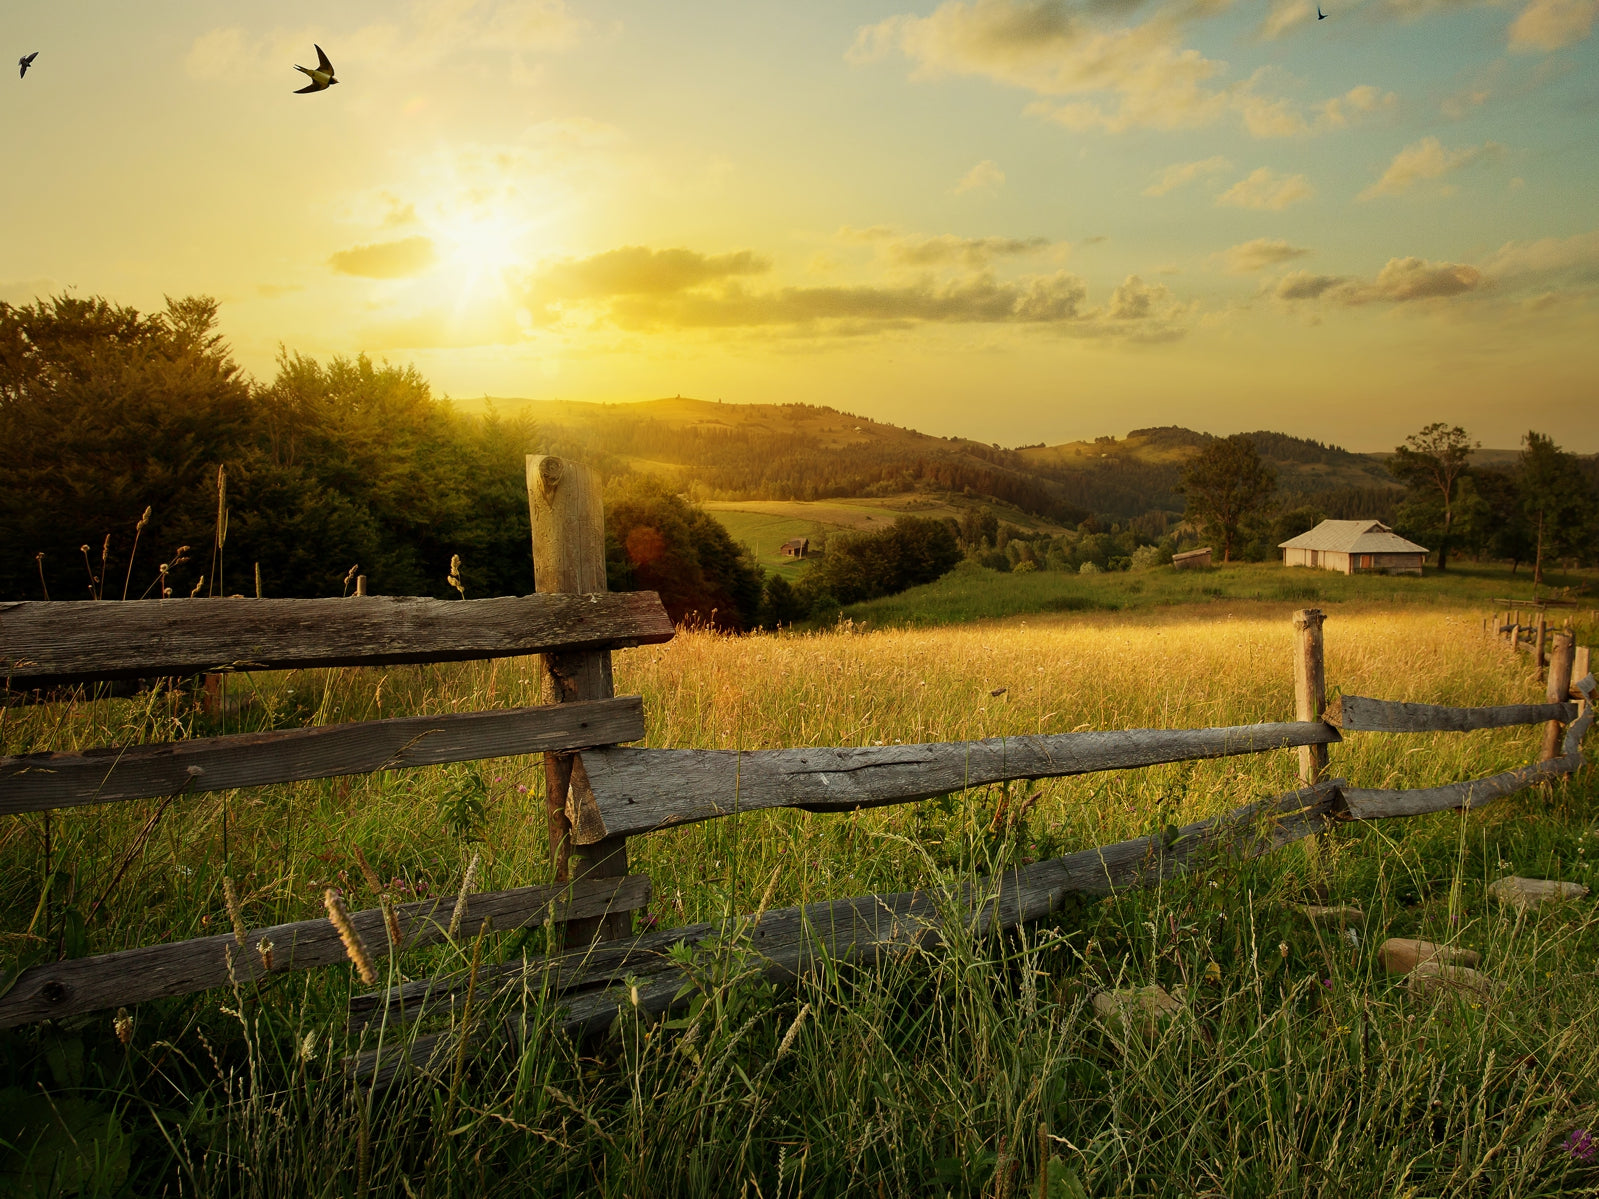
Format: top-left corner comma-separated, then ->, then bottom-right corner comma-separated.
1278,519 -> 1429,554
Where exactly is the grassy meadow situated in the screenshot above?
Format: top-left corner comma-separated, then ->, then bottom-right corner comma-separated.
845,559 -> 1599,629
3,601 -> 1599,1196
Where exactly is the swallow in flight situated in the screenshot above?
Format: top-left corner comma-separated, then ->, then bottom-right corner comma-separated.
1317,5 -> 1328,17
294,45 -> 338,93
19,52 -> 38,79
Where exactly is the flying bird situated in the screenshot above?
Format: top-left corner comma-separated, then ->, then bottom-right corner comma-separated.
19,51 -> 38,79
293,44 -> 338,93
1317,5 -> 1327,17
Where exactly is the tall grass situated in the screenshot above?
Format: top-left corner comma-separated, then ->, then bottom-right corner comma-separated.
2,603 -> 1597,1195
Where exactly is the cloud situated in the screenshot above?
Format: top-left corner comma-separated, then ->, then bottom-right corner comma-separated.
255,283 -> 304,299
1259,0 -> 1317,39
850,0 -> 1317,137
1143,155 -> 1231,196
518,242 -> 1187,339
1221,238 -> 1310,273
954,159 -> 1006,194
1216,167 -> 1314,210
1509,0 -> 1597,49
328,236 -> 438,279
1358,136 -> 1504,198
525,247 -> 769,319
1275,271 -> 1350,300
839,227 -> 1054,268
1275,256 -> 1484,303
1107,275 -> 1173,320
1315,85 -> 1397,129
1483,229 -> 1599,284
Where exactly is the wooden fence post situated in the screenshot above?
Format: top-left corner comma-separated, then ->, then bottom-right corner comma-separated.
1542,630 -> 1575,761
1575,646 -> 1592,693
527,454 -> 631,946
1535,612 -> 1548,677
1294,608 -> 1328,786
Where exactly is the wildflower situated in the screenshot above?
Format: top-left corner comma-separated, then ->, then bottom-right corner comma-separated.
113,1009 -> 133,1047
1566,1129 -> 1595,1162
1279,942 -> 1289,960
257,938 -> 275,972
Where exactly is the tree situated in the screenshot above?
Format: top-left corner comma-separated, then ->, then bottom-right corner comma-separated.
1518,432 -> 1589,585
805,516 -> 961,604
1177,435 -> 1276,562
1389,423 -> 1476,570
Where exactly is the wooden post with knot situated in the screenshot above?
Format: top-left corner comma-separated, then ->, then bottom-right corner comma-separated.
527,454 -> 632,946
1542,629 -> 1575,762
1294,609 -> 1328,786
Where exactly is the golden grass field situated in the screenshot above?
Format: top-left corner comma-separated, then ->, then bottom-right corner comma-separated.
4,599 -> 1598,1197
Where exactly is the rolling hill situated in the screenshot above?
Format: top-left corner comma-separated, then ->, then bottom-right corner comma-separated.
488,397 -> 1406,531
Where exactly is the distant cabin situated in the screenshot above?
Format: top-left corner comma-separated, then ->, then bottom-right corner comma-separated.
780,537 -> 810,560
1171,546 -> 1212,570
1279,520 -> 1427,576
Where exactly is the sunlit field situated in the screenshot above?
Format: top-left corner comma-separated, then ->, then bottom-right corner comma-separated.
3,601 -> 1598,1196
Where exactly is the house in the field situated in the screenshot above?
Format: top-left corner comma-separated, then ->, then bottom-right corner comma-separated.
1171,546 -> 1213,570
779,537 -> 810,560
1279,520 -> 1427,575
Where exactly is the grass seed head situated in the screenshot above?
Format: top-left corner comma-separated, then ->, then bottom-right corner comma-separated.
323,888 -> 377,984
222,876 -> 248,946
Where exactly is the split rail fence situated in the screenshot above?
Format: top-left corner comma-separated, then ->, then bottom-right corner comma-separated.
2,455 -> 1595,1086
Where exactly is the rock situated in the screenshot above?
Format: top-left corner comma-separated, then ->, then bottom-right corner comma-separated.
1092,985 -> 1182,1037
1486,876 -> 1589,911
1407,962 -> 1492,998
1380,938 -> 1481,975
1295,904 -> 1364,926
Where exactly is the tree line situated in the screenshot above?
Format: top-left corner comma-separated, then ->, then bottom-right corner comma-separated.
0,293 -> 964,627
1177,424 -> 1599,577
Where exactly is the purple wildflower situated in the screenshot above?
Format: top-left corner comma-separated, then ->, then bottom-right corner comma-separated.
1567,1129 -> 1595,1162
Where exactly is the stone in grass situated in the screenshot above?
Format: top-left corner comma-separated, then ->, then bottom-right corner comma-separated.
1486,876 -> 1590,912
1295,904 -> 1364,926
1380,938 -> 1481,975
1092,985 -> 1182,1039
1407,962 -> 1492,998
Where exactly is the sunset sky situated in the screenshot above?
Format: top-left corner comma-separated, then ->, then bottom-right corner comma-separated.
3,0 -> 1595,449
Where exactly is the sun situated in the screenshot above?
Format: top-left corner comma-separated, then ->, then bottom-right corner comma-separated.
432,207 -> 535,309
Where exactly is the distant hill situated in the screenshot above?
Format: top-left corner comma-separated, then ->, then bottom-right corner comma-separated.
488,397 -> 1403,525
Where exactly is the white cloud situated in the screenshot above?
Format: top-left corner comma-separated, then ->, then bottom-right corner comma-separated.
1216,168 -> 1314,210
1358,137 -> 1504,199
954,159 -> 1007,194
853,0 -> 1333,138
1509,0 -> 1597,48
1143,156 -> 1231,197
1220,238 -> 1310,273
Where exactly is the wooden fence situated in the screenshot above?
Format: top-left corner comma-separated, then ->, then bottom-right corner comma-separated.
2,456 -> 1594,1087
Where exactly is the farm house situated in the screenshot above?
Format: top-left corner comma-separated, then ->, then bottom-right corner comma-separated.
1279,520 -> 1428,575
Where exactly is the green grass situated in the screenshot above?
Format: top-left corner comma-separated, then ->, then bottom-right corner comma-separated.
844,559 -> 1599,630
3,605 -> 1598,1195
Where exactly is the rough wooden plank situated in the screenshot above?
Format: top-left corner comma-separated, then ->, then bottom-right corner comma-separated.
0,697 -> 645,815
1326,694 -> 1577,732
570,722 -> 1343,842
0,875 -> 650,1028
349,781 -> 1341,1049
1341,692 -> 1593,821
0,593 -> 674,690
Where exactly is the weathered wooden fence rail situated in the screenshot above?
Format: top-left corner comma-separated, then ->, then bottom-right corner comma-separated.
2,456 -> 1594,1076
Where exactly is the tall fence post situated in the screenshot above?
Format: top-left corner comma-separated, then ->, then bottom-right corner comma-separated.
1542,630 -> 1576,761
1535,611 -> 1549,677
1294,608 -> 1328,786
527,454 -> 631,946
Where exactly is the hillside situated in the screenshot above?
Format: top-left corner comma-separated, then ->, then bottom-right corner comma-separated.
491,397 -> 1403,525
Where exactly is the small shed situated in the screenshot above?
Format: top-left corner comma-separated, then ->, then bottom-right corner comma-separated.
779,537 -> 809,560
1279,520 -> 1427,576
1171,546 -> 1212,570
